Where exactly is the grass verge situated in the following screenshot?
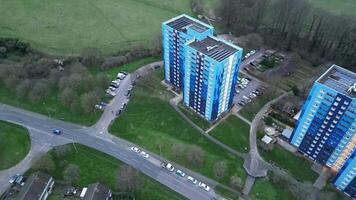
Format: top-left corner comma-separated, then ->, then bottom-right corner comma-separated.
209,115 -> 250,153
260,146 -> 318,183
251,177 -> 296,200
0,121 -> 30,170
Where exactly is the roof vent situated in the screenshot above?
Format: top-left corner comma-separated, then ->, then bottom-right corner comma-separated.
206,45 -> 218,51
347,83 -> 356,94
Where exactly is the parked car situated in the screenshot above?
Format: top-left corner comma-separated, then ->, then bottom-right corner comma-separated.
115,109 -> 122,116
130,146 -> 140,153
161,162 -> 174,172
120,102 -> 127,110
238,102 -> 245,106
106,90 -> 116,97
9,174 -> 20,184
198,182 -> 210,192
52,129 -> 62,135
125,90 -> 131,96
187,176 -> 198,184
176,169 -> 186,177
140,151 -> 150,159
117,72 -> 126,80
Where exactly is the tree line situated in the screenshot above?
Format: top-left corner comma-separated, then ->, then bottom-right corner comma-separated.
0,39 -> 110,114
215,0 -> 356,70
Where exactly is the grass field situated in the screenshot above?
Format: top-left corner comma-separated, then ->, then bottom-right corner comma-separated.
110,69 -> 246,186
310,0 -> 356,18
260,146 -> 318,183
0,0 -> 192,55
209,116 -> 250,153
42,144 -> 186,200
0,121 -> 30,170
251,177 -> 296,200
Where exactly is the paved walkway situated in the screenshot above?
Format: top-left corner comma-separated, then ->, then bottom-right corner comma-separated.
169,95 -> 247,160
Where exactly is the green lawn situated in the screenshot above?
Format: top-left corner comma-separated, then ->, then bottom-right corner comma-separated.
238,89 -> 282,121
0,121 -> 30,170
260,146 -> 318,183
110,69 -> 246,186
310,0 -> 356,18
251,178 -> 296,200
177,103 -> 211,130
0,0 -> 192,55
209,116 -> 250,153
46,144 -> 186,200
0,86 -> 102,126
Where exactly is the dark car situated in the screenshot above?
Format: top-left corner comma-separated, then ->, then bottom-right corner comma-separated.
52,129 -> 62,135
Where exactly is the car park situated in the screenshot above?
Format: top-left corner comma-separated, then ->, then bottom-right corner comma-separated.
52,129 -> 62,135
140,151 -> 150,159
187,176 -> 198,184
130,146 -> 140,153
176,169 -> 186,177
198,182 -> 210,192
161,162 -> 175,172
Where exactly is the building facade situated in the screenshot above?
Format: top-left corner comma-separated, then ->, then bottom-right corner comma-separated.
289,64 -> 355,197
162,14 -> 214,89
183,36 -> 242,121
333,150 -> 356,198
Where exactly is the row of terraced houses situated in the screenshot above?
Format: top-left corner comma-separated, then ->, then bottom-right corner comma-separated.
162,15 -> 355,199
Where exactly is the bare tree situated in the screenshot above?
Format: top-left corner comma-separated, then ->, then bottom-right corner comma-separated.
80,91 -> 100,113
16,79 -> 32,98
186,145 -> 205,167
80,48 -> 103,68
60,87 -> 78,107
213,161 -> 227,178
230,175 -> 242,190
116,164 -> 143,192
171,143 -> 185,160
32,154 -> 55,173
63,164 -> 81,184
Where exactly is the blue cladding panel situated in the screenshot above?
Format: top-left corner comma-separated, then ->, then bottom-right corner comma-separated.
333,151 -> 356,198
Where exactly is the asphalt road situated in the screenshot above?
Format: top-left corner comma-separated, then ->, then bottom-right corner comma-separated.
0,64 -> 218,200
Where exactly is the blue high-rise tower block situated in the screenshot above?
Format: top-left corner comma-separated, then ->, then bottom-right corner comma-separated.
162,14 -> 214,89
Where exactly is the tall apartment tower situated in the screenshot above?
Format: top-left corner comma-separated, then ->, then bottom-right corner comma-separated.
162,14 -> 214,89
184,36 -> 243,121
333,150 -> 356,198
289,65 -> 355,197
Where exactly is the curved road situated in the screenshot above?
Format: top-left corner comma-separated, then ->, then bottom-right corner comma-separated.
0,62 -> 219,200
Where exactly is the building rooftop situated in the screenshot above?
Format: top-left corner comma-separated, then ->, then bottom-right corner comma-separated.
166,15 -> 211,33
83,183 -> 112,200
188,36 -> 241,62
317,64 -> 356,98
16,172 -> 53,200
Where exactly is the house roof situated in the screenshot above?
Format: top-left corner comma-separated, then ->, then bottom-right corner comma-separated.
83,183 -> 111,200
16,172 -> 53,200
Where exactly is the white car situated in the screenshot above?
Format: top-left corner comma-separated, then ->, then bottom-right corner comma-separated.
140,151 -> 149,158
198,182 -> 210,192
176,169 -> 186,177
187,176 -> 198,184
161,162 -> 175,172
130,147 -> 140,153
